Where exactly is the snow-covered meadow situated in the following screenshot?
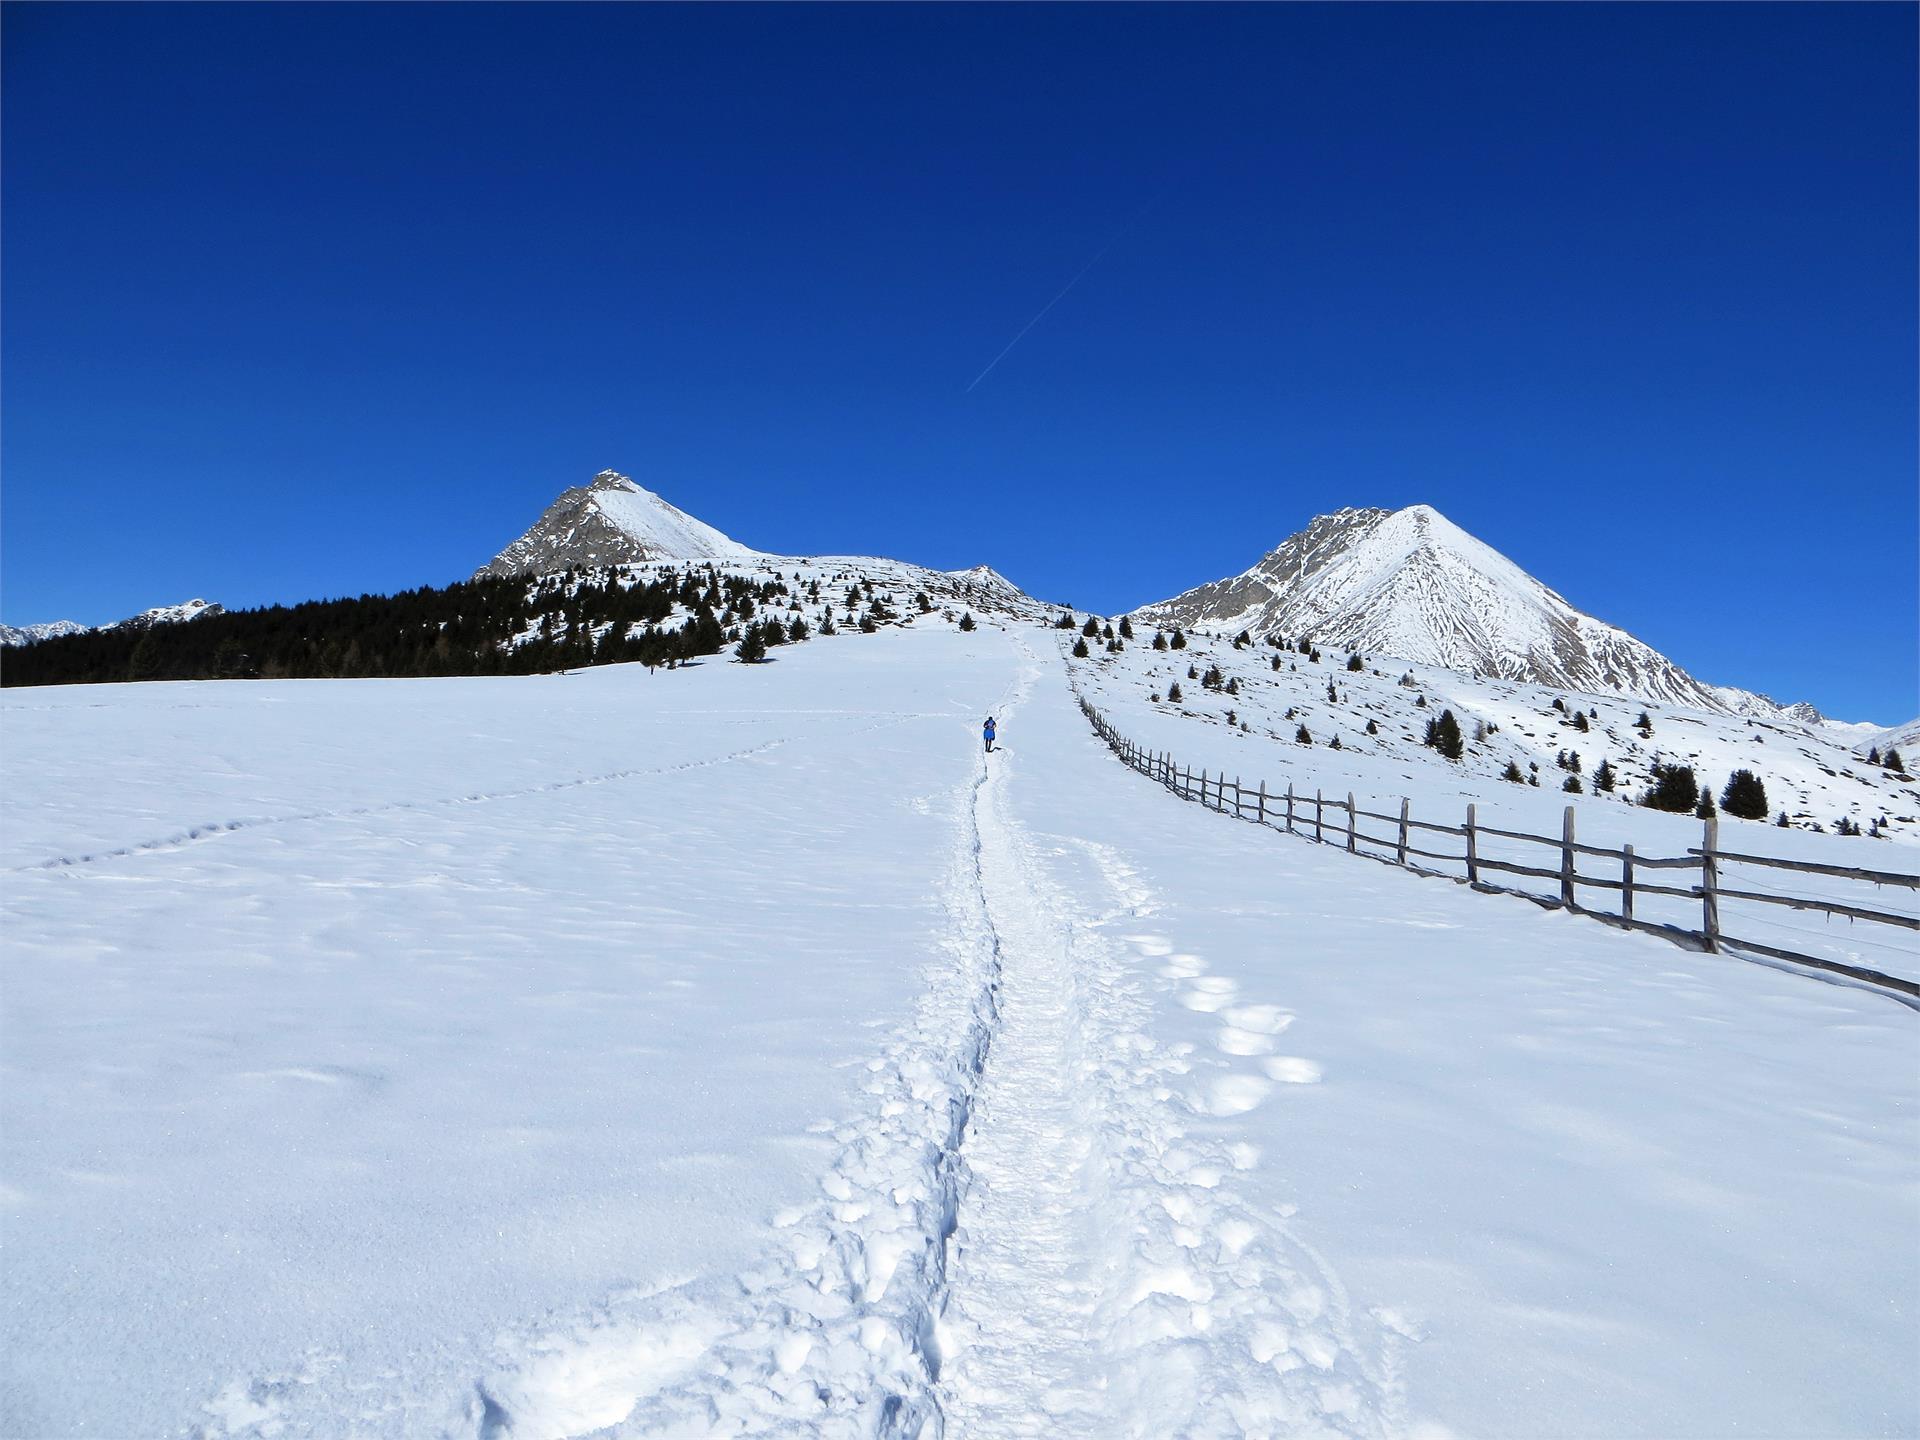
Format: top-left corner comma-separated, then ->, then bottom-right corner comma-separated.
2,617 -> 1915,1438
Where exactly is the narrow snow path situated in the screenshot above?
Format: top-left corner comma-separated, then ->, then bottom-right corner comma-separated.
937,755 -> 1115,1433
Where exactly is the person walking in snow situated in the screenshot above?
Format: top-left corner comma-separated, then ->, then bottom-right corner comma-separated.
983,716 -> 996,753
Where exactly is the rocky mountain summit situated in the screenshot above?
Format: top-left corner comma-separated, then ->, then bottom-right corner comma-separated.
1134,504 -> 1831,725
477,471 -> 761,578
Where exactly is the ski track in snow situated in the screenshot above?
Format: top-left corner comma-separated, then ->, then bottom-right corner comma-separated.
15,712 -> 930,874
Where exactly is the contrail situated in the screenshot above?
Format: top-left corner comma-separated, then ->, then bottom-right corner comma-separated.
965,200 -> 1157,393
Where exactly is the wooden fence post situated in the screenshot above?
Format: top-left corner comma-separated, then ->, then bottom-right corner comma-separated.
1397,798 -> 1410,866
1347,793 -> 1357,852
1235,777 -> 1243,817
1701,815 -> 1720,952
1465,804 -> 1478,884
1621,844 -> 1635,924
1315,790 -> 1324,844
1257,781 -> 1267,825
1561,806 -> 1577,911
1199,769 -> 1207,805
1285,785 -> 1295,833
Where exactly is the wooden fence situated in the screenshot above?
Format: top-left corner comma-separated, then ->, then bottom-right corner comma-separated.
1077,696 -> 1920,1001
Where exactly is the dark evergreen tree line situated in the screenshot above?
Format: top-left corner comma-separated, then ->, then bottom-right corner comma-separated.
3,566 -> 799,687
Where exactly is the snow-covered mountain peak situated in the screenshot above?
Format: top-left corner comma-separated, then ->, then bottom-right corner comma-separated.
1135,503 -> 1827,722
479,471 -> 762,578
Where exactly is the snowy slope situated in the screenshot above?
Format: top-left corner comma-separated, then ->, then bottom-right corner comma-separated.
1136,504 -> 1836,722
2,621 -> 1915,1438
478,470 -> 764,577
1063,624 -> 1920,994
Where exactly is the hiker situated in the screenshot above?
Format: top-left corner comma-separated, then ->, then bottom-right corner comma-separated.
983,716 -> 996,753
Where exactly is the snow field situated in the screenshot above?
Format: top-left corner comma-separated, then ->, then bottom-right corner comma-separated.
0,628 -> 1017,1438
1004,657 -> 1918,1438
2,616 -> 1915,1438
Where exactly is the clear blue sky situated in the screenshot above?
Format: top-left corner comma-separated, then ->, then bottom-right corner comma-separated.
4,3 -> 1914,719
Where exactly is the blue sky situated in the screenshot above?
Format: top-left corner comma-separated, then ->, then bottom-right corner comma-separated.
3,3 -> 1914,719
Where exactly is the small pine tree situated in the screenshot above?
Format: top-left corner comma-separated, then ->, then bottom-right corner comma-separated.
1167,682 -> 1183,703
1563,775 -> 1582,793
1119,616 -> 1134,640
1072,637 -> 1090,658
1346,653 -> 1363,672
1426,708 -> 1464,760
1574,711 -> 1590,732
1642,763 -> 1698,814
1271,655 -> 1282,672
1695,786 -> 1716,819
1188,664 -> 1199,679
820,614 -> 837,635
1170,629 -> 1188,650
1296,723 -> 1312,745
1867,746 -> 1882,765
1152,630 -> 1168,651
1329,734 -> 1343,750
1365,718 -> 1379,735
1327,680 -> 1338,702
1776,811 -> 1790,828
735,629 -> 768,663
1552,697 -> 1566,713
1503,761 -> 1525,783
788,616 -> 810,642
859,613 -> 878,634
1234,629 -> 1251,649
1720,769 -> 1768,820
1635,710 -> 1653,734
1081,616 -> 1100,638
957,612 -> 975,632
1226,709 -> 1237,727
1886,748 -> 1906,773
1593,758 -> 1616,792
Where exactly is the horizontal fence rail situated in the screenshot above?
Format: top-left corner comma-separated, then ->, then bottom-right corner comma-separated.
1076,695 -> 1919,1001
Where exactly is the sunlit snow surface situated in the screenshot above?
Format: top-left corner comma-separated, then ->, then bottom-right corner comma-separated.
2,621 -> 1915,1439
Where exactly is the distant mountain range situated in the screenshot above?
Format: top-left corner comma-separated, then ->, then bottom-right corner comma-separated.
5,476 -> 1906,749
1,599 -> 223,648
1132,504 -> 1850,732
